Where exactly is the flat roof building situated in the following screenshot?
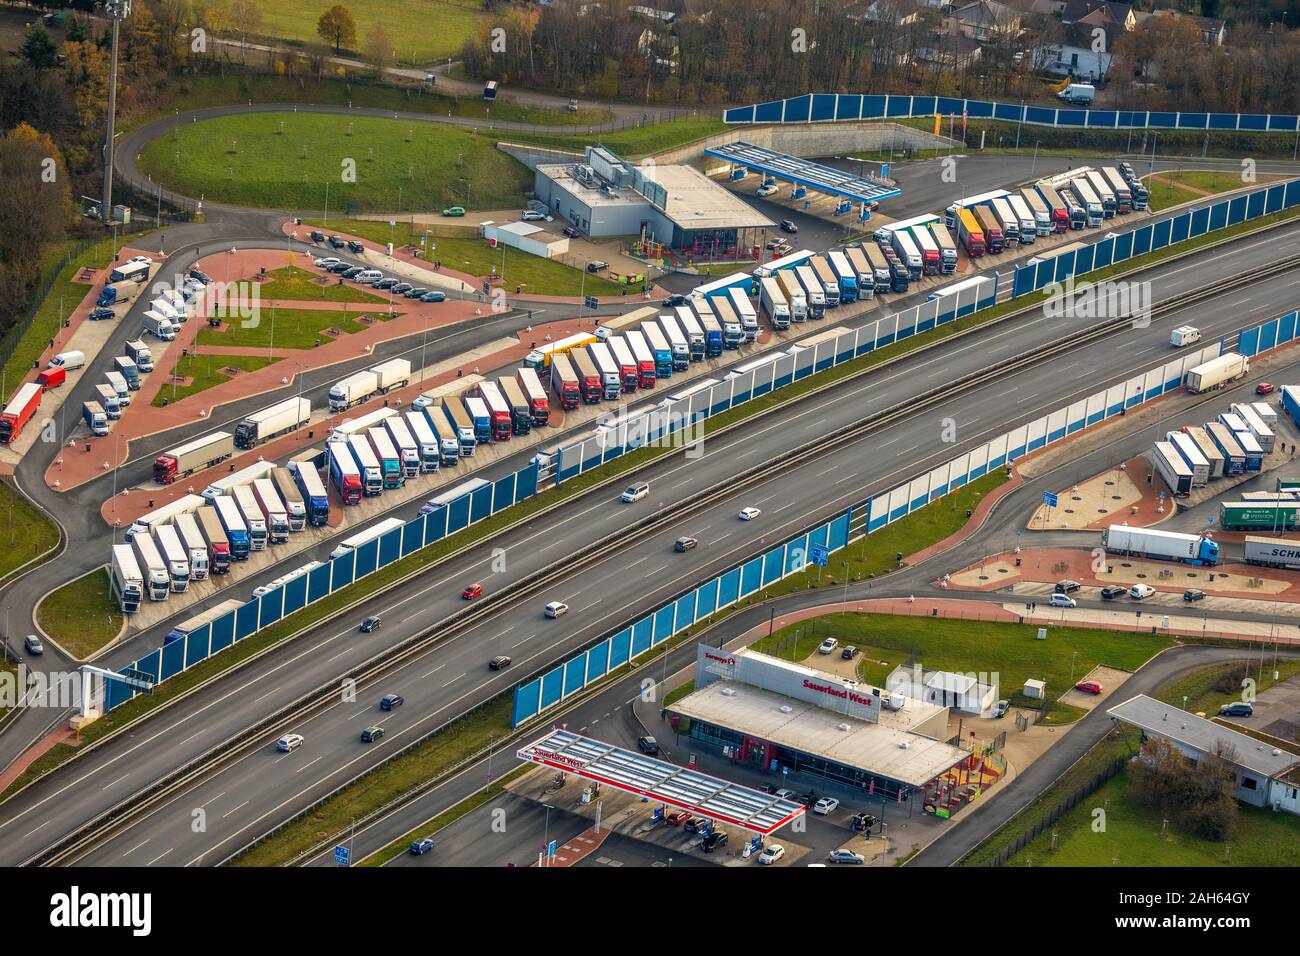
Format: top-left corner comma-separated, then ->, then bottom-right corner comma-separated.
1108,694 -> 1300,814
534,146 -> 772,256
667,646 -> 968,799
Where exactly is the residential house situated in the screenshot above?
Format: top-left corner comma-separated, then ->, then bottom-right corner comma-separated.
1060,0 -> 1137,31
1153,8 -> 1227,46
1038,20 -> 1118,80
851,0 -> 923,25
916,29 -> 983,67
948,0 -> 1022,42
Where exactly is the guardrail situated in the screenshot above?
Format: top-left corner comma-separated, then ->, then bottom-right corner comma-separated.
514,256 -> 1300,727
724,93 -> 1300,136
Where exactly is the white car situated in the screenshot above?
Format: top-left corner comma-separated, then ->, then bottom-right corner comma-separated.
126,255 -> 153,265
756,184 -> 778,197
1129,583 -> 1156,600
757,844 -> 785,865
739,507 -> 761,521
521,210 -> 546,221
277,733 -> 304,752
1048,592 -> 1076,609
544,601 -> 569,618
621,482 -> 649,503
817,637 -> 838,655
828,848 -> 864,864
813,797 -> 840,815
313,257 -> 340,268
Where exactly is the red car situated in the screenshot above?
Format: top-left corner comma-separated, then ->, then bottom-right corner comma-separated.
1075,680 -> 1103,695
1256,382 -> 1275,395
461,583 -> 483,600
665,810 -> 690,826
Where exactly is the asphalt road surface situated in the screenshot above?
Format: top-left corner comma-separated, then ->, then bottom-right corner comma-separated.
12,224 -> 1299,866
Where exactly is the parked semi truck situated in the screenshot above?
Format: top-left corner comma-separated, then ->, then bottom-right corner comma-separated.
271,466 -> 307,530
607,335 -> 642,390
759,277 -> 791,331
370,358 -> 412,393
329,370 -> 378,412
928,222 -> 959,273
1101,524 -> 1219,565
549,352 -> 581,410
725,288 -> 760,341
775,270 -> 809,320
794,264 -> 828,318
252,477 -> 290,544
295,459 -> 334,523
128,494 -> 206,540
810,257 -> 841,307
1219,501 -> 1300,532
132,532 -> 172,601
212,494 -> 251,560
0,383 -> 41,444
586,341 -> 624,401
153,431 -> 235,484
196,505 -> 233,573
1243,535 -> 1300,570
234,397 -> 311,449
463,395 -> 493,443
498,376 -> 533,436
232,484 -> 268,551
348,433 -> 384,495
1184,353 -> 1249,393
368,426 -> 404,487
174,511 -> 210,579
654,315 -> 690,371
383,414 -> 422,476
516,367 -> 550,425
153,524 -> 191,592
202,459 -> 275,501
421,407 -> 461,466
111,544 -> 145,613
673,309 -> 705,363
442,398 -> 478,454
97,278 -> 141,307
955,208 -> 986,257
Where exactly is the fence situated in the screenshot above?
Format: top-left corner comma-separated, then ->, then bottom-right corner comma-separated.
100,460 -> 540,711
981,755 -> 1126,867
724,93 -> 1300,135
0,236 -> 97,378
511,509 -> 852,727
104,176 -> 1300,713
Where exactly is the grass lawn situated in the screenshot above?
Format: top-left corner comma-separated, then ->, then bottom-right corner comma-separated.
751,613 -> 1171,724
151,353 -> 283,406
252,266 -> 389,304
127,73 -> 610,131
302,218 -> 626,297
35,568 -> 123,661
0,478 -> 59,582
0,232 -> 148,396
1004,767 -> 1300,866
506,115 -> 727,159
196,306 -> 393,350
1155,659 -> 1300,716
245,0 -> 485,65
137,113 -> 533,213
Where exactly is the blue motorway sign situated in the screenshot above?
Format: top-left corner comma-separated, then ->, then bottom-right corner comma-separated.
334,845 -> 350,867
810,544 -> 830,567
1042,492 -> 1058,508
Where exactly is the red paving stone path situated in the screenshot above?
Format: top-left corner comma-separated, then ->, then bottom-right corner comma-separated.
1079,454 -> 1178,530
40,245 -> 605,513
905,467 -> 1023,567
0,726 -> 80,794
530,826 -> 613,867
944,544 -> 1300,608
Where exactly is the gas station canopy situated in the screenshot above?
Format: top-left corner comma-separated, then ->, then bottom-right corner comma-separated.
517,729 -> 806,835
705,141 -> 902,206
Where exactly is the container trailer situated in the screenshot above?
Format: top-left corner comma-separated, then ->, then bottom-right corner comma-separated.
232,484 -> 268,551
758,277 -> 791,331
196,505 -> 233,572
476,380 -> 515,440
234,397 -> 311,449
111,544 -> 145,613
271,466 -> 307,530
909,225 -> 943,274
441,399 -> 478,454
329,370 -> 379,412
810,257 -> 841,306
498,376 -> 533,435
295,458 -> 333,522
1243,536 -> 1300,570
1184,353 -> 1249,393
955,207 -> 986,257
369,358 -> 412,393
640,322 -> 674,376
794,264 -> 828,318
775,270 -> 811,318
0,383 -> 42,444
348,433 -> 384,495
1205,423 -> 1247,474
424,407 -> 463,465
132,532 -> 172,600
202,460 -> 275,502
927,222 -> 959,273
153,431 -> 235,484
622,331 -> 659,386
672,310 -> 705,363
516,367 -> 551,424
1102,524 -> 1219,565
826,250 -> 860,302
252,477 -> 290,544
1220,501 -> 1300,532
383,414 -> 421,476
153,523 -> 191,592
174,511 -> 210,579
1151,440 -> 1194,496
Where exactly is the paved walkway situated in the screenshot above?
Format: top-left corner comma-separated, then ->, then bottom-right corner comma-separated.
0,725 -> 80,795
531,826 -> 613,867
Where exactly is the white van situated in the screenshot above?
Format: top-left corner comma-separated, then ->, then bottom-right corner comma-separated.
621,482 -> 649,503
50,350 -> 86,370
1129,583 -> 1156,600
1170,326 -> 1201,347
355,270 -> 384,285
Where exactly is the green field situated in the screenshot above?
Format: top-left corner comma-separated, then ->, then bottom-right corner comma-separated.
122,73 -> 610,132
1155,659 -> 1300,716
0,478 -> 59,582
302,218 -> 626,296
252,265 -> 389,303
151,353 -> 283,407
507,115 -> 727,159
196,305 -> 395,350
247,0 -> 485,64
137,113 -> 533,213
1004,767 -> 1300,866
35,568 -> 123,661
751,613 -> 1171,724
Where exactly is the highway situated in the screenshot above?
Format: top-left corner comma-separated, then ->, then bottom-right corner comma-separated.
6,220 -> 1298,865
306,364 -> 1300,869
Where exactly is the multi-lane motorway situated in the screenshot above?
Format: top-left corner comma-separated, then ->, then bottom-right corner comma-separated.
4,215 -> 1298,865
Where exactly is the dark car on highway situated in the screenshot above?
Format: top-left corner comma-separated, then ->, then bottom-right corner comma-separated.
360,616 -> 381,633
780,219 -> 798,233
1183,588 -> 1205,602
328,262 -> 352,274
343,266 -> 365,279
637,735 -> 659,755
361,726 -> 384,743
308,231 -> 325,243
347,240 -> 365,254
380,694 -> 404,710
1100,585 -> 1127,600
662,294 -> 688,308
409,837 -> 435,855
328,235 -> 345,248
489,655 -> 512,671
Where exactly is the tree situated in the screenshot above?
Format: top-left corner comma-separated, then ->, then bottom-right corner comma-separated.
317,4 -> 356,54
0,123 -> 73,276
229,0 -> 264,58
363,23 -> 393,76
21,27 -> 59,71
62,40 -> 109,129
